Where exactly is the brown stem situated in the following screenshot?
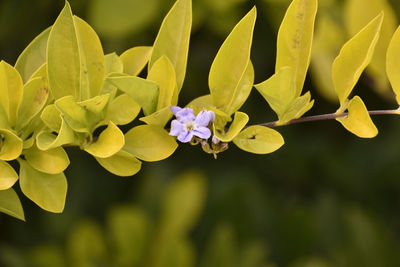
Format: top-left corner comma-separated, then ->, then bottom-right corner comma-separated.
257,109 -> 400,128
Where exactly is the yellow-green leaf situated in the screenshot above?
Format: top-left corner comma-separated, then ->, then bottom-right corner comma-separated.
84,122 -> 124,158
74,16 -> 106,100
209,7 -> 256,114
124,125 -> 178,162
276,0 -> 318,96
387,26 -> 400,105
150,0 -> 192,90
0,61 -> 23,126
15,27 -> 51,83
345,0 -> 398,95
41,104 -> 61,132
279,91 -> 314,123
47,1 -> 80,100
95,150 -> 141,177
121,46 -> 152,76
19,159 -> 67,213
106,94 -> 140,125
255,67 -> 296,119
0,129 -> 23,161
36,118 -> 77,150
106,76 -> 159,115
233,125 -> 284,154
332,13 -> 383,106
186,95 -> 231,121
16,77 -> 49,130
0,161 -> 18,190
213,111 -> 249,142
105,53 -> 123,74
336,96 -> 378,138
139,106 -> 172,127
0,188 -> 25,221
24,145 -> 70,174
148,56 -> 177,110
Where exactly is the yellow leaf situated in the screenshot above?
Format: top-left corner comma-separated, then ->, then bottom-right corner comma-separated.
233,126 -> 284,154
0,61 -> 23,126
95,150 -> 142,177
73,16 -> 106,100
0,160 -> 18,190
279,91 -> 314,123
336,96 -> 378,138
186,95 -> 231,121
105,94 -> 140,125
47,1 -> 80,100
36,118 -> 77,150
345,0 -> 398,95
209,7 -> 256,114
332,13 -> 383,106
276,0 -> 318,96
387,26 -> 400,105
255,67 -> 296,119
19,159 -> 67,213
105,53 -> 123,74
84,122 -> 124,158
15,27 -> 50,83
213,111 -> 249,142
0,129 -> 23,161
24,145 -> 70,174
41,104 -> 61,132
150,0 -> 192,90
139,106 -> 172,127
106,76 -> 159,116
124,125 -> 178,162
121,46 -> 152,76
0,188 -> 25,221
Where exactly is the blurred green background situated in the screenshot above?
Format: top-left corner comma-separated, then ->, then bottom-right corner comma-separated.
2,0 -> 400,266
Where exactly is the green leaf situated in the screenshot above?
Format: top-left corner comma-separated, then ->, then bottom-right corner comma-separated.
255,67 -> 296,119
24,145 -> 70,174
0,188 -> 25,221
36,118 -> 77,150
139,106 -> 173,127
233,126 -> 284,154
121,46 -> 152,76
150,0 -> 192,91
105,94 -> 140,125
332,13 -> 383,106
47,1 -> 80,100
107,206 -> 151,266
19,159 -> 67,213
276,0 -> 318,96
96,150 -> 141,177
387,26 -> 400,105
161,171 -> 206,235
105,53 -> 123,74
0,61 -> 23,126
73,16 -> 106,100
214,111 -> 249,142
209,8 -> 256,114
279,91 -> 314,123
106,76 -> 159,115
16,77 -> 49,130
84,122 -> 124,158
148,56 -> 177,110
124,125 -> 178,162
345,0 -> 398,95
0,129 -> 23,161
336,96 -> 378,138
0,161 -> 18,190
15,27 -> 51,83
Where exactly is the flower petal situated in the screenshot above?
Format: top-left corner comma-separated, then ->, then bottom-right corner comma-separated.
195,110 -> 215,127
178,130 -> 193,143
193,126 -> 211,139
176,108 -> 195,122
170,106 -> 182,115
169,120 -> 184,136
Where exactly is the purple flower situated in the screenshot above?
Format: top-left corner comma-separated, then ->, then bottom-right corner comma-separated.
169,106 -> 215,143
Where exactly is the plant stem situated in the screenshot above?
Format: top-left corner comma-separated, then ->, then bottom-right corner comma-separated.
258,109 -> 400,128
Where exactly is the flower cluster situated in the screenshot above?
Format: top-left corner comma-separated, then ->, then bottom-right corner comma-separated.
169,106 -> 215,143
